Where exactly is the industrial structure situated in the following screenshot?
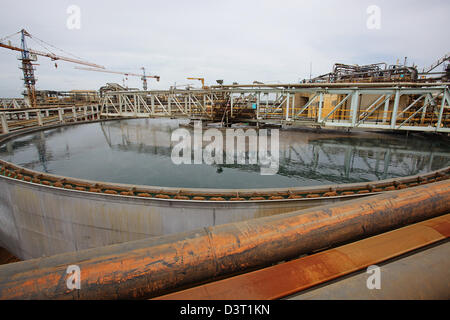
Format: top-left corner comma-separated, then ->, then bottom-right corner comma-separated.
187,77 -> 207,89
0,29 -> 449,300
0,29 -> 104,108
310,53 -> 449,83
75,66 -> 160,91
96,82 -> 450,133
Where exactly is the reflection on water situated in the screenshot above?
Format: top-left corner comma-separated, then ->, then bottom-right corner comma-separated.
1,118 -> 449,188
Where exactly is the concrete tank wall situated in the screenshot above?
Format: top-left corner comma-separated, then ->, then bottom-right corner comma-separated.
0,175 -> 355,260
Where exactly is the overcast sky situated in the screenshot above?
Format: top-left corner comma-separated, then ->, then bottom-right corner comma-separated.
0,0 -> 448,97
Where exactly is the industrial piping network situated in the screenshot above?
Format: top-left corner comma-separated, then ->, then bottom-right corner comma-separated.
0,180 -> 448,300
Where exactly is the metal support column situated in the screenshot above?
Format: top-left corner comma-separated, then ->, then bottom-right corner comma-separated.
383,97 -> 390,123
317,92 -> 324,122
36,110 -> 43,126
436,89 -> 448,131
291,93 -> 295,118
58,109 -> 64,123
188,94 -> 192,115
151,95 -> 155,114
0,113 -> 8,134
230,94 -> 234,117
286,92 -> 290,121
257,92 -> 260,120
421,95 -> 429,124
391,89 -> 401,129
119,95 -> 123,115
350,90 -> 360,126
168,94 -> 172,116
72,107 -> 77,122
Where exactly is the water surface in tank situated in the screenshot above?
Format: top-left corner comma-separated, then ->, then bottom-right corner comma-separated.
1,118 -> 449,188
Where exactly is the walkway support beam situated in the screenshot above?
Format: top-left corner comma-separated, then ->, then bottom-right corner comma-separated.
0,113 -> 8,134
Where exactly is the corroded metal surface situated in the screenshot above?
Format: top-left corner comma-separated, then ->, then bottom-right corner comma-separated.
0,180 -> 448,300
289,241 -> 450,300
2,158 -> 448,201
155,214 -> 450,300
1,156 -> 448,203
0,247 -> 20,265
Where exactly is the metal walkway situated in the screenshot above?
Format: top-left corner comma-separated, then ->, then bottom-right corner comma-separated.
99,82 -> 450,133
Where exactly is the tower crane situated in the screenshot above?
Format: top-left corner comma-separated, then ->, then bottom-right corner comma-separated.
0,29 -> 105,108
423,52 -> 450,74
75,66 -> 160,90
187,77 -> 207,89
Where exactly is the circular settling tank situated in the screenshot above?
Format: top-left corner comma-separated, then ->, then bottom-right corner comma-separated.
1,118 -> 450,188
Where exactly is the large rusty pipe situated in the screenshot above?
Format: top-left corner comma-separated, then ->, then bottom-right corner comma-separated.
0,180 -> 449,300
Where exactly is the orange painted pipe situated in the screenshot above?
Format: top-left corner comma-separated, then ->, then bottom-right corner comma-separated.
155,214 -> 450,300
0,180 -> 449,300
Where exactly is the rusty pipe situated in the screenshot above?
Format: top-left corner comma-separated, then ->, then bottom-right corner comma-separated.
0,180 -> 449,300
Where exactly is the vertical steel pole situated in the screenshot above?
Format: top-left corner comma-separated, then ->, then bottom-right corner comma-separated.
168,94 -> 172,116
151,95 -> 155,114
36,110 -> 43,126
203,94 -> 207,115
72,107 -> 77,122
188,94 -> 192,115
0,113 -> 9,134
421,94 -> 429,124
58,109 -> 64,123
286,92 -> 290,121
292,93 -> 295,118
350,90 -> 360,127
391,89 -> 401,129
317,92 -> 324,122
118,95 -> 122,115
436,89 -> 447,131
383,95 -> 390,123
230,94 -> 233,118
257,92 -> 260,120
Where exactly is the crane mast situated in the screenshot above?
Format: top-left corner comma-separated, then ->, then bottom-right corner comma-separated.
141,67 -> 147,91
19,29 -> 37,108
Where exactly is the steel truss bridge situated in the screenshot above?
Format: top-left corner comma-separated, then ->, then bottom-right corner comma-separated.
0,98 -> 28,109
99,83 -> 450,133
1,83 -> 449,134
